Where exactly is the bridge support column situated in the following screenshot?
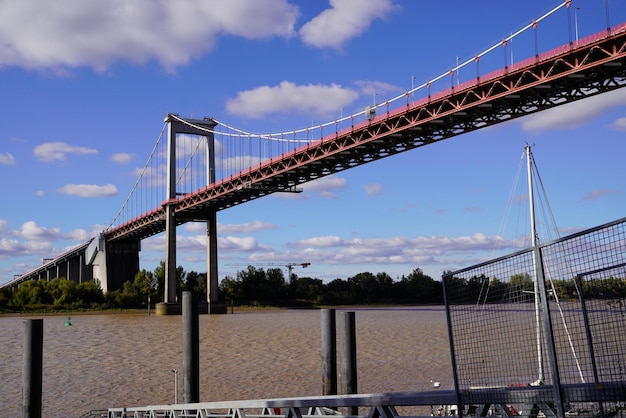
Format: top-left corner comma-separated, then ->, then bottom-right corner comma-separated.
204,119 -> 226,314
157,114 -> 182,316
156,202 -> 181,315
157,113 -> 219,316
207,211 -> 226,314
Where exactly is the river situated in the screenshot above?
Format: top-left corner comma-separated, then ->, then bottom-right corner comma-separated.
0,307 -> 452,417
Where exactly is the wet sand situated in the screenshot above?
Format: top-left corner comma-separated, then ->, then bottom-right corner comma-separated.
0,307 -> 452,417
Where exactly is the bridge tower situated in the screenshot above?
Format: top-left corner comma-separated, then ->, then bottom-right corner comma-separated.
156,114 -> 226,315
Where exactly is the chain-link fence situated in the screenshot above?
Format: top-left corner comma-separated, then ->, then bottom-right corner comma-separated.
443,217 -> 626,415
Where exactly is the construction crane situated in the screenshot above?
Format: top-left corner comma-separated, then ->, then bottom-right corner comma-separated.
227,262 -> 311,280
284,262 -> 311,278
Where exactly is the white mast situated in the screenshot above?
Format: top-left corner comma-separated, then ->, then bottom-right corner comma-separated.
526,144 -> 544,385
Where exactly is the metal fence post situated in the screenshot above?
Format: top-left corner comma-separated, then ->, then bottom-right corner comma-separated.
22,319 -> 43,418
321,309 -> 337,396
339,311 -> 357,415
183,291 -> 200,404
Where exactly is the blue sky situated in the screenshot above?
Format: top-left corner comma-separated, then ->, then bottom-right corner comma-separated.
1,0 -> 625,285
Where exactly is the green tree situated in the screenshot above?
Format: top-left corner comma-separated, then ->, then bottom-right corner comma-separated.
509,273 -> 534,302
291,276 -> 323,303
0,286 -> 12,309
75,280 -> 104,306
11,280 -> 48,307
231,265 -> 288,305
375,272 -> 394,301
45,278 -> 80,306
182,271 -> 207,302
349,272 -> 379,302
322,278 -> 354,304
398,268 -> 441,303
154,261 -> 165,302
133,269 -> 158,307
219,275 -> 242,306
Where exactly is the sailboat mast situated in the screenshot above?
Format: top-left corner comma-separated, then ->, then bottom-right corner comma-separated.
526,144 -> 545,384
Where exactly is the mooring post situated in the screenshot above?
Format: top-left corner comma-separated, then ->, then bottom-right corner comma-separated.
321,309 -> 337,396
22,319 -> 43,418
182,291 -> 200,404
338,311 -> 357,415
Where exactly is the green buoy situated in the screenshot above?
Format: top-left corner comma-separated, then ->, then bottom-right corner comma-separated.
65,314 -> 72,326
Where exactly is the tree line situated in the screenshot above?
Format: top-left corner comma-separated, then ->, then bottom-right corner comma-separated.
0,263 -> 443,312
219,266 -> 442,307
445,272 -> 626,304
4,263 -> 620,312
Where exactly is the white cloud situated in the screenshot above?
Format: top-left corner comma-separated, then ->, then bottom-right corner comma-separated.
0,0 -> 298,72
33,142 -> 98,162
287,233 -> 517,268
522,88 -> 626,132
111,153 -> 133,164
302,175 -> 347,199
134,227 -> 524,280
0,152 -> 15,165
295,235 -> 343,247
354,80 -> 403,98
610,116 -> 626,131
219,221 -> 277,234
57,183 -> 118,197
64,228 -> 89,242
142,231 -> 270,254
300,0 -> 397,49
21,240 -> 55,254
219,236 -> 270,251
365,183 -> 383,197
226,81 -> 359,119
307,176 -> 347,190
182,220 -> 277,235
15,221 -> 61,241
0,237 -> 22,256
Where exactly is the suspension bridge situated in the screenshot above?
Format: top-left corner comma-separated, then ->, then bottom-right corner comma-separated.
4,2 -> 626,315
5,2 -> 626,418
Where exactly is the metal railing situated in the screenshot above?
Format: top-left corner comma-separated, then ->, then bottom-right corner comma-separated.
79,409 -> 108,418
443,217 -> 626,417
106,385 -> 626,418
107,391 -> 457,418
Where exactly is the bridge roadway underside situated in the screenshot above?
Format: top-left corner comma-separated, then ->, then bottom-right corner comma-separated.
91,25 -> 626,314
106,26 -> 626,244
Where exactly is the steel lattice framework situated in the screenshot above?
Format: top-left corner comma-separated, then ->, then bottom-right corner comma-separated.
106,24 -> 626,242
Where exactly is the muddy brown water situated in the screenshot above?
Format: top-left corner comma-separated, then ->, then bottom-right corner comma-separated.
0,307 -> 452,417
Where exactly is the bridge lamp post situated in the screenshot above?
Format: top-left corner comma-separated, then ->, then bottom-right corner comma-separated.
575,8 -> 580,42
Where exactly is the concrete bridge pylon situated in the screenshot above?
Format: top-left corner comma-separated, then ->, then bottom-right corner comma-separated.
156,114 -> 227,315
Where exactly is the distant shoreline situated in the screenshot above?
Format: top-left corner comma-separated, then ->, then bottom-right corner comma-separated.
0,303 -> 443,317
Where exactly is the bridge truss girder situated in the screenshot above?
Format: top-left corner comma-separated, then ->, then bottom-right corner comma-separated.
106,28 -> 626,243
